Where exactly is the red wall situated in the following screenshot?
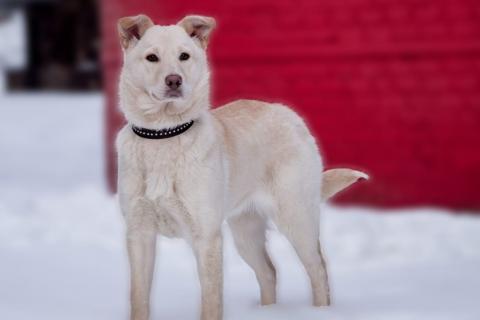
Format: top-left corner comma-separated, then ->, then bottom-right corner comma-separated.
102,0 -> 480,209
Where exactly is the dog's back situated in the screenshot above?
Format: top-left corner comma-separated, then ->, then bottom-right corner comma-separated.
212,99 -> 323,214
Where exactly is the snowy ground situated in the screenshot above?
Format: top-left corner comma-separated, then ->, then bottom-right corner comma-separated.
0,93 -> 479,320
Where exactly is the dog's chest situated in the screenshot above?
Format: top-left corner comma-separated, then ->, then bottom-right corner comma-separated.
135,141 -> 192,237
139,141 -> 185,200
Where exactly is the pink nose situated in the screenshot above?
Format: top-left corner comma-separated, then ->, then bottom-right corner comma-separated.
165,74 -> 182,90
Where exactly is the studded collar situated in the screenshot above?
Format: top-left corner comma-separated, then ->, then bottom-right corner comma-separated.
131,120 -> 194,139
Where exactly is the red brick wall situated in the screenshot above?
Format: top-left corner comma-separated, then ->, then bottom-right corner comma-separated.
102,0 -> 480,209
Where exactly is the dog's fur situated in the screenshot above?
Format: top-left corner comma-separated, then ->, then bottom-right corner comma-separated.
116,14 -> 368,320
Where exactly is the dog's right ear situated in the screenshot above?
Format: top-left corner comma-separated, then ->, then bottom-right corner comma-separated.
118,14 -> 154,49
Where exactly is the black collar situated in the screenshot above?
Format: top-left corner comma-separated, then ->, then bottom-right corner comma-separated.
132,120 -> 194,139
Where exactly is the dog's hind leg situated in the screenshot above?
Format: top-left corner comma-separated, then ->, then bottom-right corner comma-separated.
228,211 -> 277,305
270,157 -> 331,307
274,198 -> 330,307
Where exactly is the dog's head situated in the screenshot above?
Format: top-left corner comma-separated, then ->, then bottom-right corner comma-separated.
117,14 -> 216,127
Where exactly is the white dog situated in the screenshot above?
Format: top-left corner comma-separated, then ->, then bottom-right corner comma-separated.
116,14 -> 368,320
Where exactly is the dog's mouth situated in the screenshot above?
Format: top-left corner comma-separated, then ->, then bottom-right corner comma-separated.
165,90 -> 182,98
148,89 -> 185,105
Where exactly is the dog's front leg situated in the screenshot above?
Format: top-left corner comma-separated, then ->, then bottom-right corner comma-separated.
192,231 -> 223,320
181,149 -> 226,320
125,200 -> 157,320
118,151 -> 157,320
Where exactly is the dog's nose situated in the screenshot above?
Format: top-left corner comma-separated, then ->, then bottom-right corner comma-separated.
165,74 -> 182,90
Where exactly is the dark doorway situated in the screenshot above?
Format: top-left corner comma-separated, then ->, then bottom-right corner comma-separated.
3,0 -> 101,91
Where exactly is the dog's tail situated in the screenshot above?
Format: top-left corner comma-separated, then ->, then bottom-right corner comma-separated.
321,168 -> 369,201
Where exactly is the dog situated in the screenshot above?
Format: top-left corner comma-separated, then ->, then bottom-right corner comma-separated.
116,14 -> 368,320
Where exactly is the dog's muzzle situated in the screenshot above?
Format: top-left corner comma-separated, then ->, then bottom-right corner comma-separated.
165,74 -> 183,98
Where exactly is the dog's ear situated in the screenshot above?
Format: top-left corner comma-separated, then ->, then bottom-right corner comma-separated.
177,15 -> 216,49
118,14 -> 154,49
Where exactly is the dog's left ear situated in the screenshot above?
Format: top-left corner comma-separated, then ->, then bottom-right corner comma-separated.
178,15 -> 216,49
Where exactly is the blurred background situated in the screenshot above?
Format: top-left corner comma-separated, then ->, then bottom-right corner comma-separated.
0,0 -> 479,319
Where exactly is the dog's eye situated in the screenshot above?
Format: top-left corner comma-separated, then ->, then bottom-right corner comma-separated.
146,54 -> 159,62
179,52 -> 190,61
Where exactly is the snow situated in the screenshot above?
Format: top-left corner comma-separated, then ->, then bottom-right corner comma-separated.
0,93 -> 479,319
